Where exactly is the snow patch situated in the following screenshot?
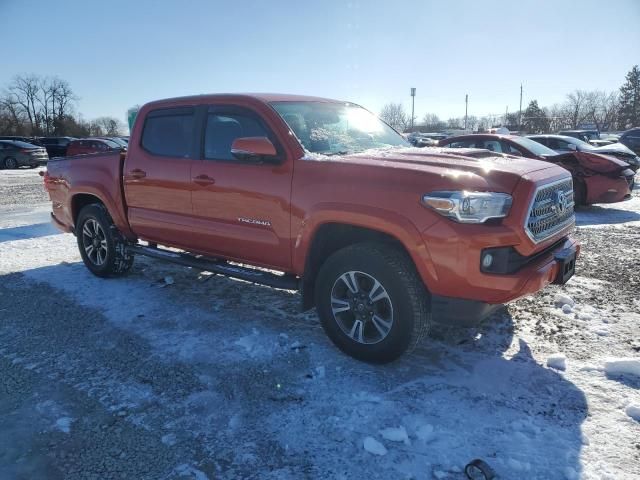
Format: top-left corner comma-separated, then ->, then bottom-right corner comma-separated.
554,294 -> 575,308
415,424 -> 436,443
547,354 -> 566,371
604,358 -> 640,377
363,436 -> 387,456
54,417 -> 73,433
625,404 -> 640,422
379,426 -> 410,445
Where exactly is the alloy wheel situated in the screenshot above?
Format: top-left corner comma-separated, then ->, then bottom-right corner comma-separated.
81,219 -> 108,266
330,270 -> 394,344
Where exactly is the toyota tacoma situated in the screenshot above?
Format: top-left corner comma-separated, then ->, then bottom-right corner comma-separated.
43,94 -> 579,363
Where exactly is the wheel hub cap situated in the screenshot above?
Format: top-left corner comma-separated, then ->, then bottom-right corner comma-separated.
330,270 -> 394,345
81,218 -> 108,266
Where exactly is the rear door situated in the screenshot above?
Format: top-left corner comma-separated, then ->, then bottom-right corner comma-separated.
189,105 -> 293,270
123,106 -> 198,246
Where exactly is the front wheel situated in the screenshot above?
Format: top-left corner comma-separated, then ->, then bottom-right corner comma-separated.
315,243 -> 430,363
76,204 -> 134,277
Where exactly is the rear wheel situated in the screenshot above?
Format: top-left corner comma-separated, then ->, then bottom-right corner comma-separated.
315,243 -> 430,363
574,180 -> 587,206
76,204 -> 134,277
4,157 -> 18,169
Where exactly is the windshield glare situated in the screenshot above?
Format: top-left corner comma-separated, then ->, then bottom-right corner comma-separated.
565,136 -> 595,150
271,101 -> 409,155
513,136 -> 558,156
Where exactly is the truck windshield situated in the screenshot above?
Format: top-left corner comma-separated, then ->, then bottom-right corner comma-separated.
271,101 -> 409,155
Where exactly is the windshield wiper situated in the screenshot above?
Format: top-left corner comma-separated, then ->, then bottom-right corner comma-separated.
318,150 -> 350,156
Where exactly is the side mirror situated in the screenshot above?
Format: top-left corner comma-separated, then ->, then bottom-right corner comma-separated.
567,143 -> 577,151
231,137 -> 278,163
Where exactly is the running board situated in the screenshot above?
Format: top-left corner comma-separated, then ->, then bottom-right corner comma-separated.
125,244 -> 299,290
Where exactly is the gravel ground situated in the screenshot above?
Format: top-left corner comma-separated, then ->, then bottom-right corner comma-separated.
1,169 -> 639,479
0,167 -> 50,206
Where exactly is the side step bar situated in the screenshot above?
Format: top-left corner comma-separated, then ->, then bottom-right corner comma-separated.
125,244 -> 299,290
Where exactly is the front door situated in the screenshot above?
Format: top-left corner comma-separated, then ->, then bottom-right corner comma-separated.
189,105 -> 293,270
123,106 -> 198,247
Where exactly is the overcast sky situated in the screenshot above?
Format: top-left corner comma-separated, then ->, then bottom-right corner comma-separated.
2,0 -> 639,124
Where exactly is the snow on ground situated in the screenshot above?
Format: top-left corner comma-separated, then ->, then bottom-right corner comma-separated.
0,168 -> 639,479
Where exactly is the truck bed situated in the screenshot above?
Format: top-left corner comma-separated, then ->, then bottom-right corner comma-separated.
45,152 -> 132,237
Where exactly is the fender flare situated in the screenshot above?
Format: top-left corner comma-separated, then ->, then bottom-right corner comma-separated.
293,202 -> 438,290
69,184 -> 135,239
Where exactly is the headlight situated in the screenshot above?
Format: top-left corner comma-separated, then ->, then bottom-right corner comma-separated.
421,191 -> 512,223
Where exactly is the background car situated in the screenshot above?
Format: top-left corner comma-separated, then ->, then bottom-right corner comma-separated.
558,129 -> 599,142
66,138 -> 125,156
527,134 -> 640,171
38,136 -> 76,158
0,135 -> 43,145
0,140 -> 49,169
619,128 -> 640,155
96,136 -> 128,149
439,133 -> 635,205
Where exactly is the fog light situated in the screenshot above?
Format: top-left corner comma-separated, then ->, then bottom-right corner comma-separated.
482,253 -> 493,269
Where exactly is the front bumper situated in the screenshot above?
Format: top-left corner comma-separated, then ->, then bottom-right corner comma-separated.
428,236 -> 579,326
585,170 -> 634,204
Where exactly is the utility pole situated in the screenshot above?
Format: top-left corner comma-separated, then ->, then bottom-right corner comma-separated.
464,94 -> 468,131
505,106 -> 508,126
410,88 -> 416,131
519,83 -> 523,131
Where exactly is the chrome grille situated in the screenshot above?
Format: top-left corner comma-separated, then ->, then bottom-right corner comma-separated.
525,178 -> 575,243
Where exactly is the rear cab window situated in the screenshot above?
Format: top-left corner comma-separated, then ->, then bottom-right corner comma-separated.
141,107 -> 196,158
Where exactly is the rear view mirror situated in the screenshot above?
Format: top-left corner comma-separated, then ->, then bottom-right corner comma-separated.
231,137 -> 279,163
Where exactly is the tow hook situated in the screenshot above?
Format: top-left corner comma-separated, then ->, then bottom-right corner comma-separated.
464,459 -> 496,480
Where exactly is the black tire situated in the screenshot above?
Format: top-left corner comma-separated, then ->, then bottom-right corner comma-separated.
4,157 -> 18,169
315,243 -> 430,363
574,180 -> 587,206
76,203 -> 134,277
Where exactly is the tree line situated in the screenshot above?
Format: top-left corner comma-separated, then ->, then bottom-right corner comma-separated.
0,74 -> 125,137
381,65 -> 640,134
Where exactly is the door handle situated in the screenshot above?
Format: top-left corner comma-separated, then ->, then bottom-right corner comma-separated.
194,174 -> 215,186
128,168 -> 146,179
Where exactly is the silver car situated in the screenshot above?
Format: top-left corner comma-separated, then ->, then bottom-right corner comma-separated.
0,140 -> 49,169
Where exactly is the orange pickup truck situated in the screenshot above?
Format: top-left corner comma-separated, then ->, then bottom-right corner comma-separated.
44,94 -> 578,362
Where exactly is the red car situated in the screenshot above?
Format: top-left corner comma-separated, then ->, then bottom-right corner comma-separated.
439,134 -> 635,205
66,138 -> 123,156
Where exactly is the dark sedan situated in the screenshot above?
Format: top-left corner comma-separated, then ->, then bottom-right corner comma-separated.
439,134 -> 635,205
38,136 -> 76,158
0,140 -> 49,169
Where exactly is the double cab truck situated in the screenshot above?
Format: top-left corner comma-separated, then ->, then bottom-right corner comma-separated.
43,94 -> 579,363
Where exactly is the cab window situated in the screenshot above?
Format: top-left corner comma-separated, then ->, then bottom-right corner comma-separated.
204,112 -> 271,161
141,108 -> 195,158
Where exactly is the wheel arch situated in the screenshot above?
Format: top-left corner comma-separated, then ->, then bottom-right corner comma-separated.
298,216 -> 436,312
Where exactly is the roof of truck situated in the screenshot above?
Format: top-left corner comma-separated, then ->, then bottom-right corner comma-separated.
144,93 -> 344,108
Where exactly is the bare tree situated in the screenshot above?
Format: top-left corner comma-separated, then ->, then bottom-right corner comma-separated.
562,90 -> 591,128
379,103 -> 409,132
1,74 -> 78,136
421,113 -> 446,131
94,116 -> 124,136
6,74 -> 41,133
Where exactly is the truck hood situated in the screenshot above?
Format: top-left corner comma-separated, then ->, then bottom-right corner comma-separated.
310,147 -> 560,193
